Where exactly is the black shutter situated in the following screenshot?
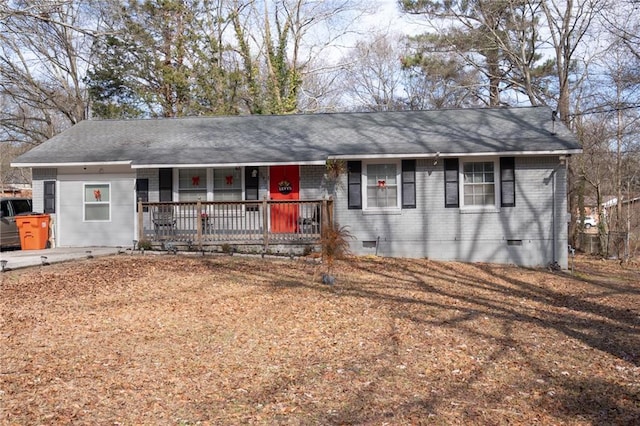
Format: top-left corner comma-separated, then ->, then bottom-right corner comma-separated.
347,161 -> 362,210
402,160 -> 416,209
159,168 -> 173,202
43,180 -> 56,213
444,158 -> 459,208
136,178 -> 149,212
245,167 -> 259,200
500,157 -> 516,207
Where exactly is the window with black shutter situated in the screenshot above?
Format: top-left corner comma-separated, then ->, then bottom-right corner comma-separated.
500,157 -> 516,207
43,180 -> 56,213
347,161 -> 362,210
136,178 -> 149,212
159,168 -> 173,202
444,158 -> 459,208
245,167 -> 259,201
401,160 -> 416,209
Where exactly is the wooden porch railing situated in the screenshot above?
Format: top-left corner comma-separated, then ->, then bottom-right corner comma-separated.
137,198 -> 333,251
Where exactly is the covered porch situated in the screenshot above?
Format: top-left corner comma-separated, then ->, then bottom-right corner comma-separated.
136,198 -> 333,254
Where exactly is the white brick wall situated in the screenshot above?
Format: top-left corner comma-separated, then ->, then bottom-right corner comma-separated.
333,156 -> 569,268
31,168 -> 57,213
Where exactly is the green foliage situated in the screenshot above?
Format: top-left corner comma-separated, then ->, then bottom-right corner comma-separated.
87,0 -> 236,119
85,35 -> 145,119
400,0 -> 556,107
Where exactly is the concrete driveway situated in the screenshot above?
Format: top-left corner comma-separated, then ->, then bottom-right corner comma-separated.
0,247 -> 123,271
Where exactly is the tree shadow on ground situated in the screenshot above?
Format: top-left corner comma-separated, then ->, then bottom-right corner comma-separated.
205,255 -> 640,424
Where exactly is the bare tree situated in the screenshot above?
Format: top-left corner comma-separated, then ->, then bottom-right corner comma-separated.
338,33 -> 410,111
540,0 -> 606,125
231,0 -> 370,114
0,0 -> 103,186
0,1 -> 98,143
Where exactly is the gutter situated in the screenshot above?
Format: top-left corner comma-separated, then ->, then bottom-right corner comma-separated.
10,160 -> 132,168
328,149 -> 583,160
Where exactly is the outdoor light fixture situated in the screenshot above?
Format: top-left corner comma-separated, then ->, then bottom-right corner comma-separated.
0,260 -> 8,272
40,256 -> 48,266
86,250 -> 93,259
133,239 -> 138,250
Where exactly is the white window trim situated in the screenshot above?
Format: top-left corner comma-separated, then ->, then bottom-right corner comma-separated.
174,168 -> 208,201
212,167 -> 245,201
362,159 -> 402,212
459,157 -> 500,211
83,182 -> 111,222
174,167 -> 246,202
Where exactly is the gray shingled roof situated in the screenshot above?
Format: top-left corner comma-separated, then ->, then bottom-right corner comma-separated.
13,106 -> 581,167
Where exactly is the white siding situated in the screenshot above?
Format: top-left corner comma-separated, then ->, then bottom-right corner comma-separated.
58,171 -> 136,247
31,168 -> 57,213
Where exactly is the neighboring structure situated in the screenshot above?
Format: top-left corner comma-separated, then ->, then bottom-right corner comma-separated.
602,195 -> 640,259
1,181 -> 32,198
12,107 -> 581,268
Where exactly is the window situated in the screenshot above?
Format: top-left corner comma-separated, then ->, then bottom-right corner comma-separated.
176,167 -> 247,202
213,168 -> 242,201
44,181 -> 56,213
463,161 -> 496,206
178,168 -> 207,201
364,161 -> 401,210
84,183 -> 110,221
444,157 -> 515,209
347,160 -> 415,211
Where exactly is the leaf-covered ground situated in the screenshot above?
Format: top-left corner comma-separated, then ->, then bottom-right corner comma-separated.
1,253 -> 639,425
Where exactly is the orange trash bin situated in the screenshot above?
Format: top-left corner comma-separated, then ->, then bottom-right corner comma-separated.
15,214 -> 51,250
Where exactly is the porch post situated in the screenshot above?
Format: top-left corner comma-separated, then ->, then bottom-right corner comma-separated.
137,198 -> 144,242
262,196 -> 269,251
196,198 -> 202,250
328,196 -> 334,229
322,197 -> 331,230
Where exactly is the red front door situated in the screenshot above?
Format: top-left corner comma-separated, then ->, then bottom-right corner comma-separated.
269,165 -> 299,233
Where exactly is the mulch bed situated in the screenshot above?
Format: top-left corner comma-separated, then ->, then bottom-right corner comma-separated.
1,253 -> 639,425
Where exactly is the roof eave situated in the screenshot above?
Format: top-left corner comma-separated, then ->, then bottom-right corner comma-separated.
10,160 -> 133,168
130,160 -> 327,169
328,149 -> 583,160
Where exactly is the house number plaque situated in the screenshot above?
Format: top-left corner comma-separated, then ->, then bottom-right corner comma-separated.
278,179 -> 292,195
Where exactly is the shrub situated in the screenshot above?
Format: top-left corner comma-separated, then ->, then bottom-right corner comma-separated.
320,224 -> 353,272
138,239 -> 153,251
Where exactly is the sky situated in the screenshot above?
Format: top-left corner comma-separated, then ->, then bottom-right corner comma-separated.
317,0 -> 426,64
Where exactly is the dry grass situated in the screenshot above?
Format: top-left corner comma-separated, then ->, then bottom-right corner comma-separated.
1,253 -> 639,425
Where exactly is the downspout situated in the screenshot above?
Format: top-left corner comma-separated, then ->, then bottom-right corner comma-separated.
549,157 -> 566,268
551,167 -> 557,265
